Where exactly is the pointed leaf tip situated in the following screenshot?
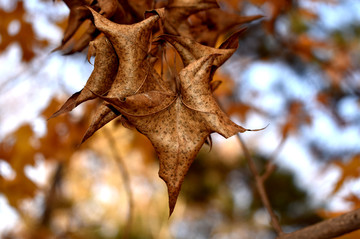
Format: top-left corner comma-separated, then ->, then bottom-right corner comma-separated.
245,124 -> 269,132
86,6 -> 111,33
145,8 -> 165,20
165,180 -> 182,217
219,27 -> 248,49
48,91 -> 81,120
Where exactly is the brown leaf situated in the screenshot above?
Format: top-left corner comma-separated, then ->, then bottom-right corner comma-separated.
61,1 -> 90,45
97,54 -> 249,215
51,1 -> 264,217
81,63 -> 172,143
58,0 -> 134,54
159,28 -> 245,68
81,8 -> 163,142
88,7 -> 162,97
210,80 -> 222,92
218,28 -> 247,49
90,90 -> 177,117
81,105 -> 121,144
50,35 -> 118,119
62,20 -> 98,54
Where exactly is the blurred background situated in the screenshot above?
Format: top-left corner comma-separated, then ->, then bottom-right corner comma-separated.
0,0 -> 360,238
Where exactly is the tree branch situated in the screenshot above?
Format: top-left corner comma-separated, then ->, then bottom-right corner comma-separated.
236,133 -> 283,235
277,208 -> 360,239
237,133 -> 360,239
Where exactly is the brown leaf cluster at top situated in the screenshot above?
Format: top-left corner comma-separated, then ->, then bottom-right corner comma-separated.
56,0 -> 262,53
51,0 -> 263,215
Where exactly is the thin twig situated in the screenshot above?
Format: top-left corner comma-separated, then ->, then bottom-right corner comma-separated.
236,133 -> 283,235
261,135 -> 287,181
103,127 -> 133,239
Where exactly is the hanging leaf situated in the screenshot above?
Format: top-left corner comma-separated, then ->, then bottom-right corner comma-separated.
61,0 -> 91,45
80,8 -> 164,142
57,0 -> 135,53
48,0 -> 265,217
50,34 -> 118,119
93,55 -> 254,215
159,28 -> 246,68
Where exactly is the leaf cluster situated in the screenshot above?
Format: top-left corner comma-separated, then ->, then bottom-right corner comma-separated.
49,0 -> 262,215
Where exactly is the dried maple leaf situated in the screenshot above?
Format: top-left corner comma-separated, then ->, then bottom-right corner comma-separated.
62,19 -> 98,55
61,0 -> 91,45
58,0 -> 134,53
93,54 -> 251,215
159,28 -> 246,68
157,28 -> 246,86
81,8 -> 164,142
81,63 -> 172,143
50,0 -> 264,217
50,34 -> 118,119
88,7 -> 163,96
